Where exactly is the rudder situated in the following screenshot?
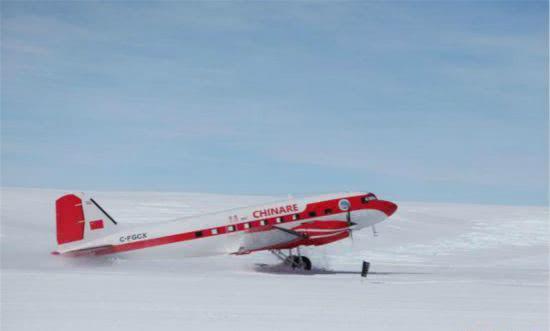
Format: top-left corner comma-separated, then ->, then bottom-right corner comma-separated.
56,194 -> 85,244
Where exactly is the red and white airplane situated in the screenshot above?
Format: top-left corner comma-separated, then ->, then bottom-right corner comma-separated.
53,192 -> 397,270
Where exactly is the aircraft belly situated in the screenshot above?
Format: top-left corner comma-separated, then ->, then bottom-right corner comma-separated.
353,209 -> 388,229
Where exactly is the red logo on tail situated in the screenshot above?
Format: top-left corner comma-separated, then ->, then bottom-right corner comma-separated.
90,220 -> 104,230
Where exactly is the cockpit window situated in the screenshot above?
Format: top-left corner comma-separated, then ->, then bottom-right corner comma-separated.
362,193 -> 378,203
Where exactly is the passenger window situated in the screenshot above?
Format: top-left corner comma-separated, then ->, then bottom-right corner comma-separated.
195,231 -> 203,237
244,223 -> 251,229
309,211 -> 316,217
292,214 -> 299,220
276,217 -> 283,223
260,220 -> 267,226
211,229 -> 218,235
324,208 -> 333,215
227,225 -> 235,232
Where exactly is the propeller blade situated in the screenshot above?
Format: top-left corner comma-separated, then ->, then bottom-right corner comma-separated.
346,210 -> 353,241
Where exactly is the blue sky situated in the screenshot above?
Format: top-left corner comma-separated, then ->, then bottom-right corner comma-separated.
1,1 -> 548,205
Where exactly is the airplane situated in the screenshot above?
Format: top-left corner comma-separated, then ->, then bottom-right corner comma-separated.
52,192 -> 398,270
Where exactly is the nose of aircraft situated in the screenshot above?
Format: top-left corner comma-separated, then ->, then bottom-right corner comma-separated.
377,200 -> 398,217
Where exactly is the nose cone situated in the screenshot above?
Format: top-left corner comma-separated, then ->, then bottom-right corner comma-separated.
378,200 -> 398,217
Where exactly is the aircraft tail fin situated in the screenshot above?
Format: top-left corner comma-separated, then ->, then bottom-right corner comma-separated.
55,194 -> 118,247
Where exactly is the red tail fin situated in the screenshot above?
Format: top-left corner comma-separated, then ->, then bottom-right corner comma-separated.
55,194 -> 85,244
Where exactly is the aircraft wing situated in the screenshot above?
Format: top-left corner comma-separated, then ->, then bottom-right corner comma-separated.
234,220 -> 350,254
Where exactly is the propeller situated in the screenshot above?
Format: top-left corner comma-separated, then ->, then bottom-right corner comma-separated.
346,209 -> 356,242
372,225 -> 379,237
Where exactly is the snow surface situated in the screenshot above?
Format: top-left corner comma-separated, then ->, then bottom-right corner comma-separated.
1,188 -> 548,330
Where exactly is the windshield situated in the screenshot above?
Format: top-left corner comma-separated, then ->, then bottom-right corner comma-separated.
366,193 -> 377,201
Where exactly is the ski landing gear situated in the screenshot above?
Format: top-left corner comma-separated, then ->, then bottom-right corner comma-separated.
270,247 -> 312,271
